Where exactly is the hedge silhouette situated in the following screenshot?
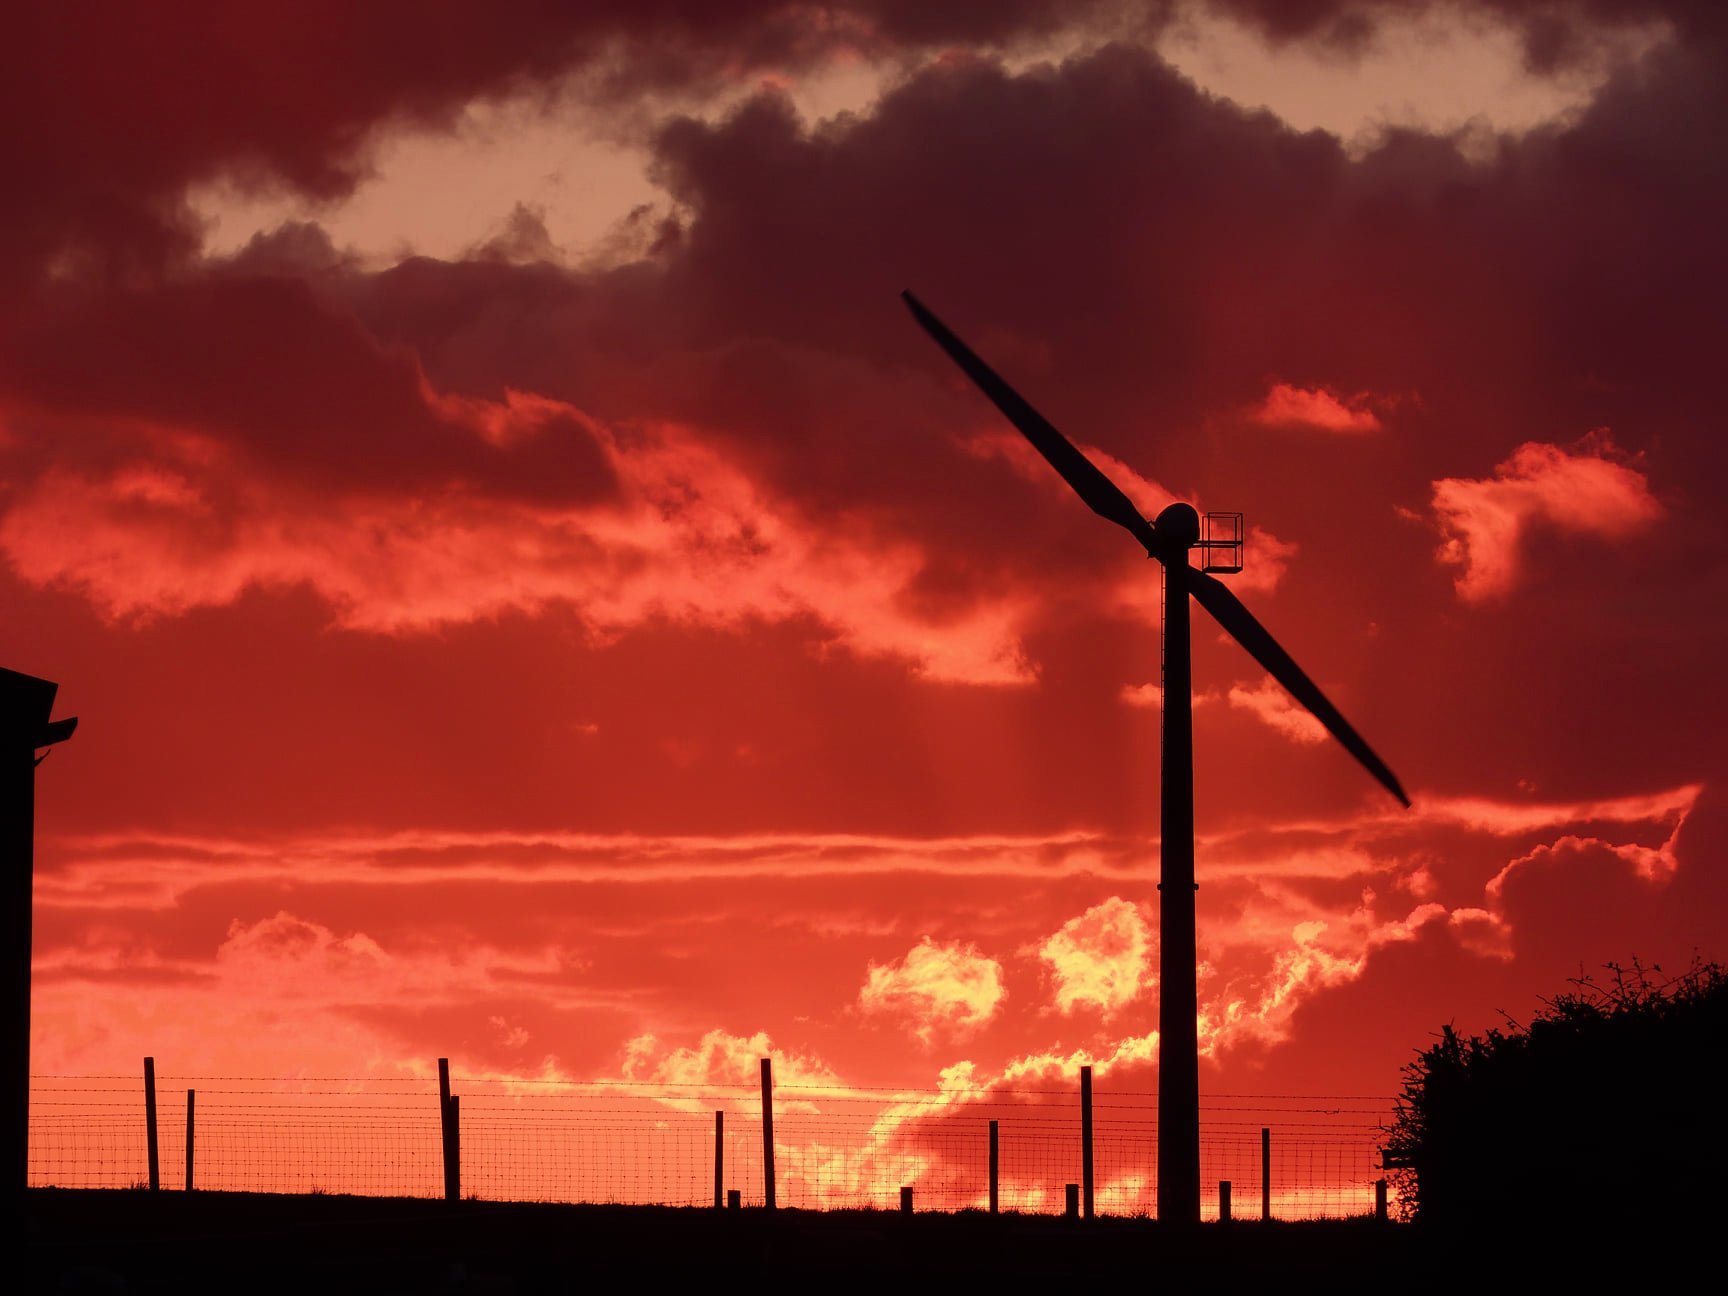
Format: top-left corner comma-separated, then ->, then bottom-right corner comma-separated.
1384,960 -> 1728,1229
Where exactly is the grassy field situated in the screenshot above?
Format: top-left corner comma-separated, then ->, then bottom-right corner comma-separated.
23,1187 -> 1675,1293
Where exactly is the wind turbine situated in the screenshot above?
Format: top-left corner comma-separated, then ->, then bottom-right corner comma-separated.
901,292 -> 1408,1224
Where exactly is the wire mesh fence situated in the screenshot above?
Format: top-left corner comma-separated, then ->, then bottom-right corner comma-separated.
29,1070 -> 1394,1218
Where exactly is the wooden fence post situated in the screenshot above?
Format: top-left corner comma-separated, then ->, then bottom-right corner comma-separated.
1220,1180 -> 1232,1222
988,1119 -> 999,1216
143,1057 -> 159,1192
728,1188 -> 741,1210
184,1089 -> 195,1192
759,1057 -> 776,1212
900,1186 -> 913,1214
1376,1178 -> 1388,1222
714,1109 -> 724,1209
1080,1064 -> 1094,1220
448,1095 -> 460,1200
438,1058 -> 458,1202
1065,1183 -> 1079,1218
1261,1126 -> 1271,1221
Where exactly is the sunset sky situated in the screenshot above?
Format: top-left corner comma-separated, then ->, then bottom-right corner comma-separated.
6,0 -> 1725,1123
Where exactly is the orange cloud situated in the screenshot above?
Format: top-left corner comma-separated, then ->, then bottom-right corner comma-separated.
858,937 -> 1005,1042
620,1028 -> 842,1114
31,909 -> 593,1077
1119,682 -> 1163,709
29,778 -> 1705,1094
1485,809 -> 1689,905
1198,898 -> 1513,1055
40,781 -> 1699,908
1431,429 -> 1663,600
1414,783 -> 1700,837
1036,897 -> 1153,1014
1224,679 -> 1327,744
34,827 -> 1140,911
0,404 -> 1034,685
1252,383 -> 1383,433
1124,677 -> 1330,745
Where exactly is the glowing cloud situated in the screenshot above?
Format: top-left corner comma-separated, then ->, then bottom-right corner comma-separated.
1417,783 -> 1701,837
31,909 -> 586,1076
0,404 -> 1034,686
621,1029 -> 841,1103
1120,682 -> 1163,709
1486,805 -> 1690,904
1253,383 -> 1383,433
1198,900 -> 1506,1056
1226,679 -> 1327,744
858,938 -> 1005,1042
1036,897 -> 1153,1015
1431,430 -> 1662,601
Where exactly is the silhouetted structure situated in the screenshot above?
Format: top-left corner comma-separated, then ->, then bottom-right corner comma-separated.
2,667 -> 76,1208
438,1058 -> 460,1201
1385,961 -> 1728,1232
902,294 -> 1407,1223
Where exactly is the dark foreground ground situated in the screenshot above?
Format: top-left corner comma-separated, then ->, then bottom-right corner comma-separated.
22,1188 -> 1686,1293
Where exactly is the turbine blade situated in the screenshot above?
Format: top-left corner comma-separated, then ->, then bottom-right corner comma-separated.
902,291 -> 1164,555
1189,569 -> 1410,807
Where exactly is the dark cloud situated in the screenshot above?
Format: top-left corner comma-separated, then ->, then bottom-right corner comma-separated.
1208,0 -> 1724,71
0,235 -> 617,506
2,1 -> 1148,292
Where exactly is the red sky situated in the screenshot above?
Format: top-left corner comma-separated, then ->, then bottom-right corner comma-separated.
6,0 -> 1726,1143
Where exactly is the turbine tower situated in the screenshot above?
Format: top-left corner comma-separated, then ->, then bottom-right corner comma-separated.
902,292 -> 1408,1224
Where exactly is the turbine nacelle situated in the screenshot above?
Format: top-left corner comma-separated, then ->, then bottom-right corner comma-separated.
1152,502 -> 1201,554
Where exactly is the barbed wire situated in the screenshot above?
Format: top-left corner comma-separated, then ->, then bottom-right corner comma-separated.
28,1075 -> 1391,1100
28,1071 -> 1395,1218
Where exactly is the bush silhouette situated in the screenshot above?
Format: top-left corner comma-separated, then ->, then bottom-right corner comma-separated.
1385,960 -> 1728,1230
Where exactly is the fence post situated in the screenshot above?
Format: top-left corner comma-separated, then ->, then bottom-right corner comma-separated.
1220,1180 -> 1231,1222
900,1186 -> 913,1214
759,1057 -> 776,1212
438,1058 -> 458,1202
184,1089 -> 195,1192
1080,1064 -> 1094,1220
728,1188 -> 741,1210
988,1119 -> 999,1216
449,1095 -> 461,1200
143,1057 -> 159,1192
1375,1178 -> 1388,1222
1261,1126 -> 1271,1221
714,1109 -> 724,1209
1065,1183 -> 1079,1218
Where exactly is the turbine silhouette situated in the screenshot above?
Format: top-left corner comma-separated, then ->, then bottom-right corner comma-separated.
902,291 -> 1408,1224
